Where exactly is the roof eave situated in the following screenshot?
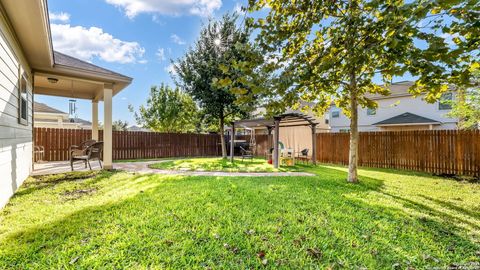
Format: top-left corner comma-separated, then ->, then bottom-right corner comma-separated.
375,122 -> 441,127
52,64 -> 133,83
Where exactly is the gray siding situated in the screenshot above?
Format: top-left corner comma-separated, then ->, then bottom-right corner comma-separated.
0,9 -> 33,208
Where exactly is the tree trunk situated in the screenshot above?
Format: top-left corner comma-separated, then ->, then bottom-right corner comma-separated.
348,74 -> 359,183
219,117 -> 227,159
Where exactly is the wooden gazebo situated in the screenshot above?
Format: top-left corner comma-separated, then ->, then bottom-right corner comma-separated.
231,113 -> 319,168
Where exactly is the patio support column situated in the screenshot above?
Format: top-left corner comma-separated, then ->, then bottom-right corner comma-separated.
273,117 -> 281,168
311,123 -> 317,165
103,87 -> 113,170
92,101 -> 99,141
230,122 -> 235,162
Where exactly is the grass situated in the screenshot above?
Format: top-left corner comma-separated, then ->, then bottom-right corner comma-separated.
0,164 -> 479,269
149,157 -> 303,172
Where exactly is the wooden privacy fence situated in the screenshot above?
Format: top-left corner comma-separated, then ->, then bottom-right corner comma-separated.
34,128 -> 480,176
34,128 -> 221,161
316,130 -> 480,177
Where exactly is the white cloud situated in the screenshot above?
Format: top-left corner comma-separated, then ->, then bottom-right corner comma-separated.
170,34 -> 186,45
49,12 -> 71,22
138,59 -> 148,64
51,24 -> 145,64
105,0 -> 222,18
156,48 -> 166,61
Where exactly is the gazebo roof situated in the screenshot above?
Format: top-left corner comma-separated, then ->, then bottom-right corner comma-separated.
234,112 -> 319,128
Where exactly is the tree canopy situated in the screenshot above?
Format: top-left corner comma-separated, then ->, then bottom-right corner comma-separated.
247,0 -> 479,182
112,120 -> 129,131
131,84 -> 199,133
448,70 -> 480,129
174,14 -> 265,157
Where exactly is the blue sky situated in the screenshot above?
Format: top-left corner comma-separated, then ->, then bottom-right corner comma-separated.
37,0 -> 247,125
37,0 -> 454,125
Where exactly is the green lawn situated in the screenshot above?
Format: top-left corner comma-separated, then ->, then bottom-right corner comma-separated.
149,157 -> 302,172
0,164 -> 479,269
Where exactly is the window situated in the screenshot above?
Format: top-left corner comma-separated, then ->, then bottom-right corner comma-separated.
367,108 -> 376,116
325,119 -> 329,125
439,92 -> 452,110
331,111 -> 340,118
18,70 -> 28,125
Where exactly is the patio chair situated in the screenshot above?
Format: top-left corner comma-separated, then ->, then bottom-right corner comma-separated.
296,149 -> 309,164
33,145 -> 45,162
239,146 -> 254,161
70,141 -> 103,171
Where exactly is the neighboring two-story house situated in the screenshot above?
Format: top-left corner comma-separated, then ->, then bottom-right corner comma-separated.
328,81 -> 457,132
34,102 -> 92,129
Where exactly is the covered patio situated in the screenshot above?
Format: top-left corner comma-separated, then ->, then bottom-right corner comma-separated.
33,51 -> 132,170
231,113 -> 319,168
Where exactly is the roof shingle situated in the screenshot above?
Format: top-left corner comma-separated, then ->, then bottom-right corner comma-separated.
53,51 -> 131,80
373,112 -> 440,126
34,102 -> 66,114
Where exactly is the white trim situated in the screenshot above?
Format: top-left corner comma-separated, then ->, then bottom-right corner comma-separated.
375,122 -> 441,127
34,112 -> 68,117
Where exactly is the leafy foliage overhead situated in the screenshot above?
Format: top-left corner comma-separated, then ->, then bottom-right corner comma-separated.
247,0 -> 479,115
173,14 -> 258,122
173,13 -> 268,157
247,0 -> 479,182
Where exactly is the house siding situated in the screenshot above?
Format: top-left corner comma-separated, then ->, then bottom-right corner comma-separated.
329,94 -> 458,132
0,7 -> 33,208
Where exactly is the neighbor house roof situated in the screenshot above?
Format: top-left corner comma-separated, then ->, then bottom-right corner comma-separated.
53,51 -> 132,81
33,102 -> 67,114
373,112 -> 441,126
34,102 -> 91,125
71,117 -> 92,125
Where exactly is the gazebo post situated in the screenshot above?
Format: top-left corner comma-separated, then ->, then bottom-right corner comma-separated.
230,122 -> 235,162
273,117 -> 281,168
311,123 -> 317,165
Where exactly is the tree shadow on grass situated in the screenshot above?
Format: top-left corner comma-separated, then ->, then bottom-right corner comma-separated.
12,170 -> 117,198
418,195 -> 480,223
1,166 -> 478,269
303,164 -> 385,192
380,192 -> 480,231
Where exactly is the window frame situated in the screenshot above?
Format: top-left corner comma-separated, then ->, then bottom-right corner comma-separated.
18,67 -> 28,126
331,111 -> 340,118
438,92 -> 453,110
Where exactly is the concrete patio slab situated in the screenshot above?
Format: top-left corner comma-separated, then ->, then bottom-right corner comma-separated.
32,160 -> 315,177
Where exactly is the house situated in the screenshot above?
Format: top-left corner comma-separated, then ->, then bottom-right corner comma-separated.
0,0 -> 132,208
34,102 -> 92,129
328,81 -> 458,132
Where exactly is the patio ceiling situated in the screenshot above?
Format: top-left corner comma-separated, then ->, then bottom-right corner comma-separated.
34,52 -> 132,101
1,0 -> 132,101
